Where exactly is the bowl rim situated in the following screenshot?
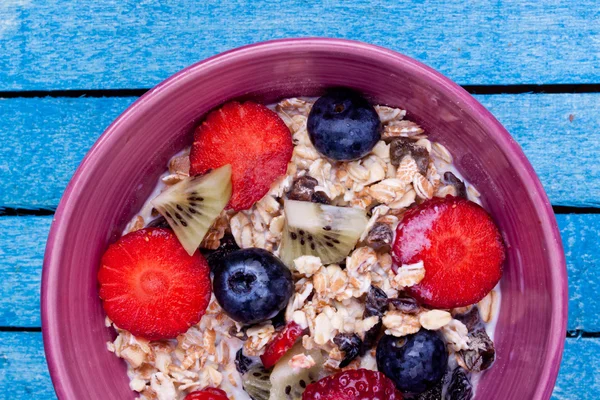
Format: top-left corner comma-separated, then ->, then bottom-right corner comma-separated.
41,37 -> 567,399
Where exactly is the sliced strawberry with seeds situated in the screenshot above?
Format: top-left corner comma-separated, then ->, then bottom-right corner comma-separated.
185,388 -> 229,400
98,228 -> 211,340
302,369 -> 403,400
392,196 -> 505,309
260,321 -> 307,369
190,101 -> 293,211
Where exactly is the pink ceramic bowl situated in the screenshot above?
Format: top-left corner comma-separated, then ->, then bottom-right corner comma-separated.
42,38 -> 567,399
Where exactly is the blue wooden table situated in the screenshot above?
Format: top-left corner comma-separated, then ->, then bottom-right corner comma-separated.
1,1 -> 599,398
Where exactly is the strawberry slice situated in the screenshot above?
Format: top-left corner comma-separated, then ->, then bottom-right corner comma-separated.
392,196 -> 504,309
185,388 -> 229,400
98,228 -> 212,340
260,321 -> 307,369
190,101 -> 293,211
302,369 -> 403,400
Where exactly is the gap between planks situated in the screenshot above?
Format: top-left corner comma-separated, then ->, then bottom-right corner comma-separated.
3,84 -> 600,99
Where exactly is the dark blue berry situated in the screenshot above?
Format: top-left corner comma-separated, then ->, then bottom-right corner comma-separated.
376,330 -> 448,395
212,248 -> 293,325
307,88 -> 381,161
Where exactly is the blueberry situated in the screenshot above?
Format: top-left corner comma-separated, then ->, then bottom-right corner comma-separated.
376,330 -> 448,395
307,88 -> 381,161
212,248 -> 294,325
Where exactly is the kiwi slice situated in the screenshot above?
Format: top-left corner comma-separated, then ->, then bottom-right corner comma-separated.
242,364 -> 272,400
152,164 -> 232,255
269,343 -> 325,400
279,199 -> 368,267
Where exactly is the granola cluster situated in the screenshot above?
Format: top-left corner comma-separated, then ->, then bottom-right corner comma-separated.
115,98 -> 496,400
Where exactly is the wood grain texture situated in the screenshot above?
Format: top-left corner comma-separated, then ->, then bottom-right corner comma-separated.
2,214 -> 596,329
0,331 -> 594,399
1,1 -> 600,91
0,332 -> 55,399
0,216 -> 50,328
1,93 -> 599,209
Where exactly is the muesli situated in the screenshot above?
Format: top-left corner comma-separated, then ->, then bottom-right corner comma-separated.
98,89 -> 504,400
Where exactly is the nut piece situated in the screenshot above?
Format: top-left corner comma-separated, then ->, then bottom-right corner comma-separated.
382,310 -> 421,337
419,310 -> 452,330
289,353 -> 316,369
477,290 -> 497,323
442,319 -> 470,352
294,255 -> 323,277
391,261 -> 425,289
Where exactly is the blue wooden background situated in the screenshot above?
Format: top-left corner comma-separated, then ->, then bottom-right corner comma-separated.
1,1 -> 599,398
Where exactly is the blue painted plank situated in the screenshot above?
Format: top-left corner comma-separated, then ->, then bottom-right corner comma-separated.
0,332 -> 55,399
0,216 -> 50,328
558,214 -> 600,332
0,214 -> 596,330
0,331 -> 593,399
1,94 -> 599,209
0,1 -> 599,90
0,97 -> 135,209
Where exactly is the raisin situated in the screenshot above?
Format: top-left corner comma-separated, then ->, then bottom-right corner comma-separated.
145,216 -> 170,229
333,333 -> 362,368
205,234 -> 240,272
446,368 -> 473,400
287,176 -> 318,202
360,319 -> 382,356
364,285 -> 388,317
366,222 -> 394,250
389,292 -> 420,314
458,329 -> 495,372
390,138 -> 430,174
454,307 -> 482,331
443,171 -> 467,198
417,379 -> 443,399
235,348 -> 255,375
311,191 -> 331,205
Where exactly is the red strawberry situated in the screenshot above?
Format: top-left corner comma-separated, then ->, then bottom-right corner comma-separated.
98,228 -> 212,340
185,388 -> 229,400
302,369 -> 403,400
392,196 -> 504,309
260,321 -> 306,369
190,101 -> 293,211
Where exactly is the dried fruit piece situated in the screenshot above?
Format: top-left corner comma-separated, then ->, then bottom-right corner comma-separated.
333,333 -> 362,368
235,348 -> 255,375
458,329 -> 495,372
388,292 -> 420,315
261,322 -> 307,369
393,196 -> 505,308
98,228 -> 211,340
365,285 -> 389,317
190,101 -> 293,211
203,233 -> 241,272
366,222 -> 394,251
390,138 -> 429,174
361,286 -> 388,354
443,171 -> 467,199
302,369 -> 403,400
416,380 -> 443,400
288,176 -> 319,202
446,368 -> 473,400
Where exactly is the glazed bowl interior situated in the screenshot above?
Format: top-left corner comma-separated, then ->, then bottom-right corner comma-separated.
42,39 -> 566,400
